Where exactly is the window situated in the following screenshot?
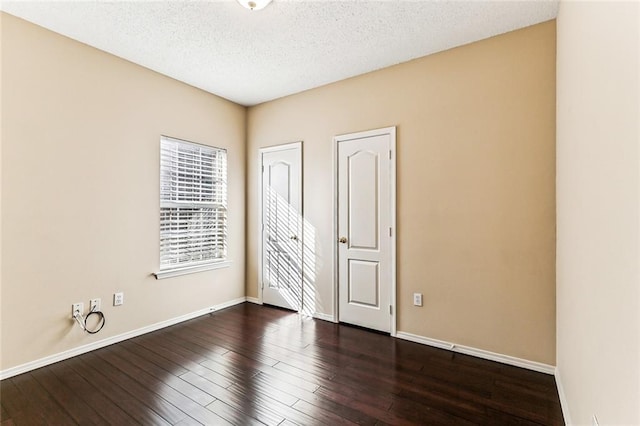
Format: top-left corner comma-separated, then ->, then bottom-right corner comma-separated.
157,136 -> 228,278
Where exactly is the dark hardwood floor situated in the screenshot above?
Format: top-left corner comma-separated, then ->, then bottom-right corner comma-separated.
1,303 -> 564,425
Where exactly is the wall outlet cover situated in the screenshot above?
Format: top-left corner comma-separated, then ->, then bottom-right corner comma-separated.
413,293 -> 423,306
113,292 -> 124,306
72,302 -> 84,318
90,298 -> 101,312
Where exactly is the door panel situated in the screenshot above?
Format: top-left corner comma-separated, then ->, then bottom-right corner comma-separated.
348,151 -> 379,250
348,260 -> 379,307
261,144 -> 302,311
337,129 -> 394,333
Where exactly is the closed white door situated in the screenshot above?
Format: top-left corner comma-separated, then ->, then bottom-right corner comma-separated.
261,143 -> 302,311
337,127 -> 396,333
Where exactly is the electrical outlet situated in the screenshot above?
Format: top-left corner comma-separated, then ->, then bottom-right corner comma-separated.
90,298 -> 101,312
413,293 -> 423,306
72,302 -> 84,318
113,292 -> 124,306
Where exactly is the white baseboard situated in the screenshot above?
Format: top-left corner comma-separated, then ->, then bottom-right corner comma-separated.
555,367 -> 571,425
0,297 -> 247,380
312,312 -> 336,322
395,331 -> 556,375
246,297 -> 261,305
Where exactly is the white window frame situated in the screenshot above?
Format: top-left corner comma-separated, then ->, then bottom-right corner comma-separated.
154,136 -> 230,279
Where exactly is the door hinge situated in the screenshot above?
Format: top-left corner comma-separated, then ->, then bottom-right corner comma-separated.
389,227 -> 392,237
389,150 -> 392,160
389,305 -> 393,315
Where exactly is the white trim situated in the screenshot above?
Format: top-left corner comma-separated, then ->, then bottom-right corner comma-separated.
0,297 -> 247,380
246,297 -> 262,305
334,126 -> 397,142
555,367 -> 572,425
257,141 -> 303,310
388,127 -> 397,336
331,133 -> 339,323
259,141 -> 302,154
333,126 -> 397,332
154,260 -> 231,279
257,148 -> 265,304
312,312 -> 336,322
395,331 -> 556,375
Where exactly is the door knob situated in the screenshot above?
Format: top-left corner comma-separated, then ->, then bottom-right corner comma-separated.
339,237 -> 347,244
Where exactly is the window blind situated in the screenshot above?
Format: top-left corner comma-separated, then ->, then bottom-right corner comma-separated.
160,136 -> 227,270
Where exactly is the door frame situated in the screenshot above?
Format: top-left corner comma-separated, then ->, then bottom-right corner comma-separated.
332,126 -> 397,336
257,141 -> 303,309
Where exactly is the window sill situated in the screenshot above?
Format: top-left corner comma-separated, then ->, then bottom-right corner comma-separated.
154,261 -> 231,280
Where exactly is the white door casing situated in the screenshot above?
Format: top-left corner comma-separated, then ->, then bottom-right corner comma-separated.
260,143 -> 303,311
335,127 -> 396,333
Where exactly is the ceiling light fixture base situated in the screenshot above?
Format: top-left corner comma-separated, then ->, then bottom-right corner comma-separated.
237,0 -> 272,11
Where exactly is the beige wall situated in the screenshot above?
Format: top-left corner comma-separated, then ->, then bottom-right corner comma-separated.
0,13 -> 246,371
1,12 -> 558,373
248,21 -> 557,364
556,1 -> 640,424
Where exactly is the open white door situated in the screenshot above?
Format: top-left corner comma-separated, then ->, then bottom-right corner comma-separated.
260,143 -> 303,311
336,127 -> 396,333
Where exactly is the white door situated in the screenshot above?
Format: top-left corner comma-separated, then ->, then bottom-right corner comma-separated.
261,143 -> 303,311
337,127 -> 396,333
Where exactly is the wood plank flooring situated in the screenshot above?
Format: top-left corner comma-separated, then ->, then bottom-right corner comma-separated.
1,303 -> 564,425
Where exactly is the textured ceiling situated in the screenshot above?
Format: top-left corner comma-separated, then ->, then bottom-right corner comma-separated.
1,1 -> 558,106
